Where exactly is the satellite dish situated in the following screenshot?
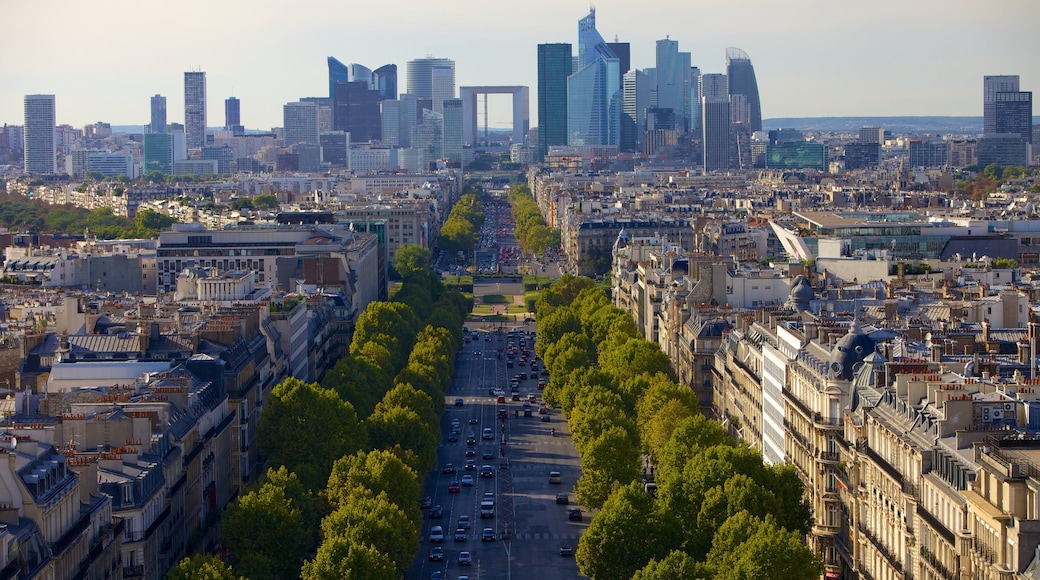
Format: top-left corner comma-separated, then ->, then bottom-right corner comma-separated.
9,437 -> 16,450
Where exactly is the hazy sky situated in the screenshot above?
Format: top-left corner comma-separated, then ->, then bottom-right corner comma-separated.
4,0 -> 1038,130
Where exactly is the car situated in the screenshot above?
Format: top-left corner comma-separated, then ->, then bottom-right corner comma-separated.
461,474 -> 474,486
473,350 -> 481,356
549,471 -> 562,484
430,572 -> 443,580
468,417 -> 479,424
496,395 -> 506,403
465,447 -> 476,457
539,406 -> 549,414
481,449 -> 493,460
458,551 -> 473,565
488,386 -> 497,396
481,527 -> 496,542
454,398 -> 464,407
512,393 -> 521,401
454,528 -> 468,542
458,515 -> 470,529
448,481 -> 461,493
560,545 -> 574,556
465,459 -> 477,470
421,495 -> 433,508
447,432 -> 459,442
430,525 -> 445,542
480,500 -> 495,518
466,435 -> 477,445
442,464 -> 455,474
482,427 -> 494,440
556,493 -> 569,505
568,508 -> 583,521
428,546 -> 444,561
479,465 -> 494,478
429,505 -> 443,519
541,414 -> 551,422
483,492 -> 495,502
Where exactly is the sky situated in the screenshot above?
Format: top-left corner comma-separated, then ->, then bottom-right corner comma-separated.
3,0 -> 1039,131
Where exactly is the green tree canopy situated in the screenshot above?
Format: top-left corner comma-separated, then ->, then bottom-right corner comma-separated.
365,404 -> 439,473
300,537 -> 397,580
706,512 -> 823,580
167,555 -> 244,580
325,449 -> 421,527
321,355 -> 390,419
631,551 -> 712,580
317,493 -> 418,574
220,481 -> 309,580
393,245 -> 432,279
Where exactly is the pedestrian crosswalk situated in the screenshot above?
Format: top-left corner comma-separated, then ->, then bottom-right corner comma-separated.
512,532 -> 582,541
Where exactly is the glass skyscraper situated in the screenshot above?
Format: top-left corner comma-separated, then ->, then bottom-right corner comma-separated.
184,71 -> 207,149
567,9 -> 621,147
537,43 -> 572,159
225,97 -> 241,131
407,57 -> 456,112
328,57 -> 349,98
726,47 -> 762,133
150,94 -> 166,134
442,98 -> 464,164
983,75 -> 1019,134
656,38 -> 692,133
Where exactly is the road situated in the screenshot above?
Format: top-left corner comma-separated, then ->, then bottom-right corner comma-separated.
408,326 -> 587,580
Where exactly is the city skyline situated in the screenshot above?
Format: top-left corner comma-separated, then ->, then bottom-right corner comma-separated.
3,0 -> 1038,131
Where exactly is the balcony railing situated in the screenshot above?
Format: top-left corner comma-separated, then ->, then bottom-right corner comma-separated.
123,564 -> 145,578
858,523 -> 903,573
920,547 -> 958,580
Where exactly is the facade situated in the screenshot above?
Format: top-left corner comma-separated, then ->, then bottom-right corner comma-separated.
332,81 -> 382,143
621,68 -> 650,154
406,57 -> 456,109
143,133 -> 174,174
726,47 -> 762,133
702,94 -> 731,172
983,75 -> 1019,134
87,152 -> 134,178
844,143 -> 881,170
201,144 -> 234,174
283,101 -> 321,146
993,91 -> 1033,143
859,126 -> 884,145
948,138 -> 978,167
184,71 -> 207,149
373,64 -> 398,101
908,140 -> 950,168
442,98 -> 463,164
225,96 -> 241,132
978,134 -> 1030,167
327,56 -> 349,98
150,94 -> 166,134
320,131 -> 350,168
537,43 -> 572,159
766,142 -> 826,170
23,94 -> 57,174
655,38 -> 692,133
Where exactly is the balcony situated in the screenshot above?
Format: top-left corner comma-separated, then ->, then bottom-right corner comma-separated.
123,564 -> 145,578
919,547 -> 958,580
858,523 -> 903,574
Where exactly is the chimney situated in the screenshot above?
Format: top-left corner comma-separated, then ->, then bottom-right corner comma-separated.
931,342 -> 942,363
1018,341 -> 1031,365
982,319 -> 991,343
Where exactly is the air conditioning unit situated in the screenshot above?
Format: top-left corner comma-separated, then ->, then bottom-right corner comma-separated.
982,408 -> 991,421
992,409 -> 1004,420
1004,403 -> 1014,412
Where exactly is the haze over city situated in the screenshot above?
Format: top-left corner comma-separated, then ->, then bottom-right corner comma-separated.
4,0 -> 1038,130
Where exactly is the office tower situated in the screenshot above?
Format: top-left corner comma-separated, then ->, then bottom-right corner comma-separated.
328,56 -> 349,98
948,139 -> 977,167
537,43 -> 572,160
144,133 -> 174,174
332,82 -> 382,142
730,93 -> 752,169
300,97 -> 332,133
688,66 -> 702,134
994,91 -> 1032,143
283,101 -> 321,146
350,63 -> 374,86
977,134 -> 1029,166
150,94 -> 167,134
381,100 -> 402,147
201,144 -> 234,174
407,57 -> 456,111
607,41 -> 630,87
225,97 -> 241,130
621,68 -> 650,153
859,126 -> 884,145
656,38 -> 692,132
908,140 -> 949,167
320,131 -> 350,168
184,71 -> 207,148
983,75 -> 1019,133
87,152 -> 134,178
442,98 -> 463,164
844,143 -> 881,169
726,48 -> 762,133
701,74 -> 729,171
765,142 -> 825,170
23,94 -> 57,174
374,64 -> 398,100
567,9 -> 621,146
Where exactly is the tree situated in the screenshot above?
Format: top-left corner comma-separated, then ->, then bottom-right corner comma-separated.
167,555 -> 243,580
365,404 -> 439,474
642,398 -> 698,459
325,449 -> 421,527
321,355 -> 390,419
569,386 -> 635,451
375,383 -> 438,430
230,197 -> 253,211
220,481 -> 309,580
576,482 -> 680,580
706,512 -> 823,580
257,378 -> 367,491
134,208 -> 176,233
599,337 -> 676,383
631,551 -> 711,580
261,466 -> 321,551
656,415 -> 732,485
301,537 -> 397,580
317,493 -> 418,574
574,426 -> 640,509
394,245 -> 432,280
253,193 -> 279,209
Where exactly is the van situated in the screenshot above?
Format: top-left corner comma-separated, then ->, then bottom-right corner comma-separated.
548,471 -> 562,484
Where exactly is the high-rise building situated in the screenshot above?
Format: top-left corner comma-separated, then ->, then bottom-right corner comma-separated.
859,126 -> 884,145
688,66 -> 702,135
283,101 -> 321,146
700,74 -> 729,171
983,75 -> 1019,134
328,56 -> 349,99
23,94 -> 56,174
150,94 -> 167,134
567,9 -> 621,147
143,133 -> 174,174
373,64 -> 398,101
908,140 -> 950,168
621,68 -> 650,153
320,131 -> 350,168
225,97 -> 241,130
993,91 -> 1032,143
537,43 -> 572,160
332,82 -> 382,143
184,71 -> 207,148
380,100 -> 402,147
407,57 -> 456,111
656,38 -> 692,133
607,41 -> 630,87
978,134 -> 1029,167
726,47 -> 762,133
442,98 -> 464,165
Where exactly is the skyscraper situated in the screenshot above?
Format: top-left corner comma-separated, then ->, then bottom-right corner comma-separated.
655,38 -> 692,133
983,75 -> 1019,133
726,48 -> 762,133
701,74 -> 730,171
328,57 -> 349,98
283,101 -> 321,146
373,64 -> 398,101
143,133 -> 174,174
184,71 -> 207,148
994,91 -> 1033,143
23,94 -> 56,174
538,43 -> 572,160
332,82 -> 382,142
621,68 -> 650,153
442,98 -> 464,164
150,94 -> 167,134
407,58 -> 456,111
567,9 -> 621,147
225,97 -> 241,130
